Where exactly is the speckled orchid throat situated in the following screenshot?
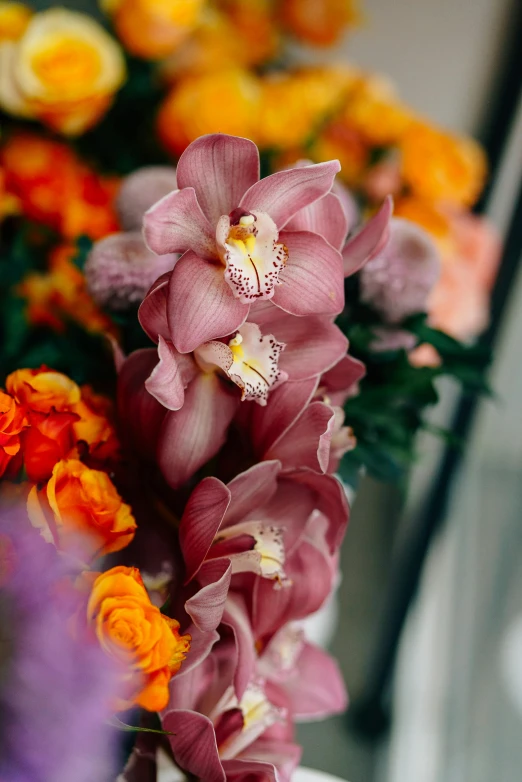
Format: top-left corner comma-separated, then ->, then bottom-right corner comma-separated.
217,209 -> 288,303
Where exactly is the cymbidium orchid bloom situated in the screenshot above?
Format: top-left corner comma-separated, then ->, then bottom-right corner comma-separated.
160,654 -> 301,782
143,133 -> 345,353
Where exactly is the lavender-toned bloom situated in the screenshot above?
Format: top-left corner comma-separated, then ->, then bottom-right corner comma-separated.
0,509 -> 122,782
359,217 -> 441,324
85,233 -> 176,310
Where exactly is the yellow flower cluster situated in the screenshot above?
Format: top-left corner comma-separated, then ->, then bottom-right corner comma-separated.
0,4 -> 126,135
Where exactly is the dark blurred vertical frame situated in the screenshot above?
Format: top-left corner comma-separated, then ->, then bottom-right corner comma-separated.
350,0 -> 522,738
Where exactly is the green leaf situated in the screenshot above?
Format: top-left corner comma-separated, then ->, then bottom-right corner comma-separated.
109,717 -> 175,737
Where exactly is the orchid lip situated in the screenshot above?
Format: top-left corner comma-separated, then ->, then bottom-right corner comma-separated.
212,520 -> 287,582
217,210 -> 288,304
194,322 -> 286,406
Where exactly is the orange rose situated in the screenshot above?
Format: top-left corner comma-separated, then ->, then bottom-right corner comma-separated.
28,458 -> 136,559
162,3 -> 278,78
157,68 -> 261,157
280,0 -> 360,46
0,390 -> 28,478
72,386 -> 120,464
259,67 -> 352,150
6,367 -> 81,413
109,0 -> 204,60
400,120 -> 486,207
87,566 -> 190,710
6,368 -> 81,482
2,134 -> 119,239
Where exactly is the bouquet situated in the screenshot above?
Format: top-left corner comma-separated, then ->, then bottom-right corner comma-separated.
0,2 -> 500,779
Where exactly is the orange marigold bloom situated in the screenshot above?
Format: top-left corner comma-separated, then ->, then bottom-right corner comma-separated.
400,120 -> 487,207
107,0 -> 204,60
157,68 -> 261,157
87,566 -> 190,711
280,0 -> 360,46
0,390 -> 28,478
258,67 -> 352,150
1,133 -> 120,240
28,458 -> 136,559
0,2 -> 32,43
19,244 -> 116,336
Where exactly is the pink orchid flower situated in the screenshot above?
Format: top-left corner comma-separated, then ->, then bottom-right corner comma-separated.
342,195 -> 393,277
162,651 -> 301,782
143,134 -> 344,353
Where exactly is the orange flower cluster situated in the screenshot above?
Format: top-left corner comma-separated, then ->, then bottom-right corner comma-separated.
1,366 -> 119,482
18,243 -> 115,336
1,364 -> 191,710
1,133 -> 120,240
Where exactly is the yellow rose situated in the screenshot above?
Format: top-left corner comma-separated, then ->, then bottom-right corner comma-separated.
0,8 -> 126,135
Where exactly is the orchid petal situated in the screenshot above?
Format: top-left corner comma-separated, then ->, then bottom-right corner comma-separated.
144,187 -> 216,259
144,337 -> 187,411
117,349 -> 166,458
249,377 -> 318,458
320,353 -> 366,406
287,470 -> 349,553
253,538 -> 335,640
229,739 -> 301,782
222,592 -> 256,700
285,192 -> 348,251
266,401 -> 335,473
272,231 -> 344,317
343,195 -> 393,277
266,314 -> 348,381
224,461 -> 281,528
240,161 -> 341,229
168,252 -> 249,354
158,372 -> 239,488
176,134 -> 260,226
179,477 -> 231,582
184,560 -> 232,632
163,711 -> 225,782
285,642 -> 348,720
175,625 -> 220,679
138,273 -> 170,343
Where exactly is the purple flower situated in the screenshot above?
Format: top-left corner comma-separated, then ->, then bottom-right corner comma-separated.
0,509 -> 122,782
359,217 -> 441,323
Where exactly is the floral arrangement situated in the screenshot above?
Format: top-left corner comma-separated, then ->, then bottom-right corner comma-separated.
0,1 -> 499,779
